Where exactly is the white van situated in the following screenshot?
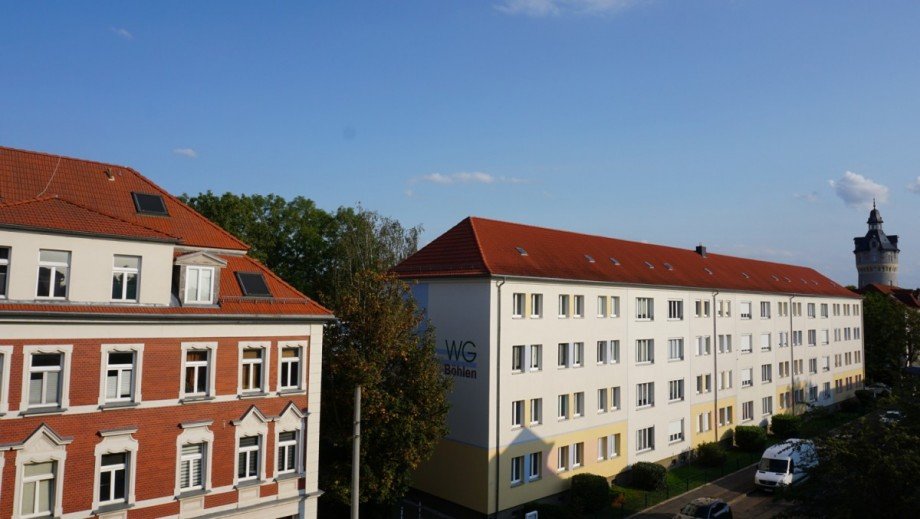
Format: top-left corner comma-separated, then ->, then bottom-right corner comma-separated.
754,439 -> 817,490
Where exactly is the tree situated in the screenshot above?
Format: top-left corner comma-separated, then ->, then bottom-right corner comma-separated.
862,292 -> 909,385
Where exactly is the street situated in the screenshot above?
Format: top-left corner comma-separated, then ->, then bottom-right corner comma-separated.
630,465 -> 794,519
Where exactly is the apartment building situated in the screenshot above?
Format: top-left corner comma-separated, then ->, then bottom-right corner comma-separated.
0,147 -> 331,519
393,217 -> 864,518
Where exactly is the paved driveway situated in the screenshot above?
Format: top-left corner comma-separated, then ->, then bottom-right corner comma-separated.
630,464 -> 794,519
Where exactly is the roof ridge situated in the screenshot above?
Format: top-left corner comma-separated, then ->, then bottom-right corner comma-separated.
0,145 -> 136,172
466,217 -> 494,274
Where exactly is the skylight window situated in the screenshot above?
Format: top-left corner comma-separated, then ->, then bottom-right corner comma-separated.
515,247 -> 528,256
236,272 -> 272,297
644,261 -> 654,269
663,262 -> 673,270
772,275 -> 779,281
585,254 -> 595,263
131,192 -> 169,216
703,268 -> 713,275
741,272 -> 750,279
610,257 -> 620,266
783,276 -> 792,283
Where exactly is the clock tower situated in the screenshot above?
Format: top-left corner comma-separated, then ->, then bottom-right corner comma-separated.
854,200 -> 899,288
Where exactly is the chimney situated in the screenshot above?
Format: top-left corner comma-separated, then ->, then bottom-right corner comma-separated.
695,245 -> 707,258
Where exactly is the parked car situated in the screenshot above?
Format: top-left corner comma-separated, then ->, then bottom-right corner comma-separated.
865,382 -> 892,398
674,497 -> 733,519
880,410 -> 904,424
754,439 -> 817,490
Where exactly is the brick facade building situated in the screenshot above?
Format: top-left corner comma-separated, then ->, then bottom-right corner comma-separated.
0,147 -> 331,518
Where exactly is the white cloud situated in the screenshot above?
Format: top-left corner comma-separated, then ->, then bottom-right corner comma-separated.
495,0 -> 639,17
794,191 -> 819,203
110,27 -> 133,40
172,148 -> 198,159
907,176 -> 920,194
828,171 -> 888,209
411,171 -> 528,186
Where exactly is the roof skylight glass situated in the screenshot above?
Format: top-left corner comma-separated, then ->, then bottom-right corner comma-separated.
585,254 -> 595,263
610,257 -> 620,266
515,247 -> 528,256
644,261 -> 654,269
236,272 -> 272,297
664,262 -> 673,270
131,192 -> 169,216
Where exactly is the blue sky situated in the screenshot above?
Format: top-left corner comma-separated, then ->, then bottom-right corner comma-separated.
3,1 -> 920,286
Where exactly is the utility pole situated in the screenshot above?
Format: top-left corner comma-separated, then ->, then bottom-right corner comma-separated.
352,385 -> 361,519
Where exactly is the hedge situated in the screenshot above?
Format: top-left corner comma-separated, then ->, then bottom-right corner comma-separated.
696,441 -> 727,467
630,461 -> 666,491
570,473 -> 611,513
770,413 -> 803,439
734,425 -> 768,452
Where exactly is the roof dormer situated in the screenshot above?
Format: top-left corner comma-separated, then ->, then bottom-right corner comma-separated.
174,251 -> 227,306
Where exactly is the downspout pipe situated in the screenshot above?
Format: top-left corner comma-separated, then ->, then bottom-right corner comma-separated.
712,291 -> 720,443
789,295 -> 796,416
494,278 -> 506,517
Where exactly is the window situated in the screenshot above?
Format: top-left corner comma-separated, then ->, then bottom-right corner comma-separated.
668,379 -> 684,401
573,392 -> 584,418
237,436 -> 261,482
111,255 -> 140,301
636,339 -> 654,364
762,396 -> 773,415
809,358 -> 818,374
741,368 -> 754,387
740,334 -> 752,353
610,296 -> 620,317
573,295 -> 584,318
184,350 -> 210,396
36,249 -> 70,299
557,394 -> 569,420
696,374 -> 711,394
0,246 -> 10,297
596,341 -> 608,364
279,345 -> 303,391
823,382 -> 831,400
530,294 -> 543,318
696,336 -> 711,356
235,272 -> 271,297
822,356 -> 830,372
557,343 -> 569,368
718,405 -> 733,426
742,401 -> 754,421
760,301 -> 771,319
597,388 -> 608,413
558,295 -> 570,317
180,444 -> 205,491
668,338 -> 684,361
793,330 -> 803,346
610,386 -> 622,411
185,266 -> 215,304
529,345 -> 542,371
720,369 -> 733,390
809,385 -> 818,402
277,431 -> 299,474
132,192 -> 169,215
609,340 -> 620,363
572,442 -> 584,468
808,330 -> 817,346
698,412 -> 712,432
636,426 -> 655,452
28,353 -> 62,408
98,453 -> 128,505
240,347 -> 266,393
718,300 -> 731,317
636,382 -> 654,408
718,334 -> 732,353
597,296 -> 607,317
807,303 -> 816,318
668,300 -> 683,320
557,445 -> 569,472
695,299 -> 711,318
572,342 -> 584,367
820,304 -> 828,318
778,331 -> 789,348
512,293 -> 525,318
821,329 -> 829,345
597,436 -> 609,460
530,398 -> 542,425
668,419 -> 684,443
779,361 -> 789,378
21,461 -> 56,517
104,351 -> 136,403
636,297 -> 654,320
527,452 -> 542,481
761,364 -> 772,383
0,347 -> 9,415
511,400 -> 524,428
512,345 -> 524,372
779,302 -> 788,317
740,301 -> 752,319
794,359 -> 803,375
511,456 -> 524,485
760,333 -> 771,352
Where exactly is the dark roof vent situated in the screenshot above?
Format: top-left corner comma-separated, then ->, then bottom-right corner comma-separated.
695,245 -> 707,258
132,192 -> 169,216
515,246 -> 528,256
236,272 -> 272,297
104,169 -> 116,181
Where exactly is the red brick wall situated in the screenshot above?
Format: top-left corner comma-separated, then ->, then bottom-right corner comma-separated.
0,335 -> 311,517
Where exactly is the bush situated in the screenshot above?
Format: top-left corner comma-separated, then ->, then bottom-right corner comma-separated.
840,397 -> 862,413
734,425 -> 768,452
696,441 -> 727,467
522,502 -> 576,519
570,473 -> 611,513
630,462 -> 667,491
771,413 -> 803,439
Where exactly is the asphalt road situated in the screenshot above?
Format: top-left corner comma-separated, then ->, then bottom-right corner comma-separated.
630,464 -> 794,519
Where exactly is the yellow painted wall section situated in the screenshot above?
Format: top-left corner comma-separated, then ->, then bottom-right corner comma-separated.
689,397 -> 736,447
412,439 -> 491,514
496,421 -> 630,512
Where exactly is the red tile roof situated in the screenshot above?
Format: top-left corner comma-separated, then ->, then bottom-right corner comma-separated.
859,283 -> 920,309
0,146 -> 247,250
0,197 -> 178,243
394,217 -> 858,299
